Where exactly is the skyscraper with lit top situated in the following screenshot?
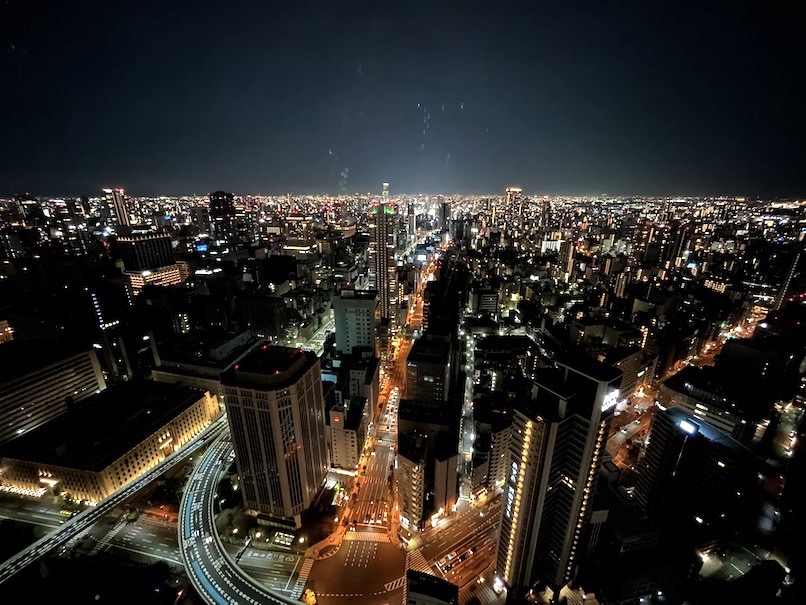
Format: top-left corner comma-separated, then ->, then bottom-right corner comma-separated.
222,345 -> 329,526
496,356 -> 621,594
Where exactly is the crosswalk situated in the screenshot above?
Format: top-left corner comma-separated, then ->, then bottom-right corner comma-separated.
344,531 -> 391,543
290,557 -> 314,598
384,576 -> 406,591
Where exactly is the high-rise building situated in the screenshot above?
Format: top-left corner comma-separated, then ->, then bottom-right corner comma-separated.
103,188 -> 130,227
496,357 -> 621,593
405,338 -> 451,402
0,342 -> 106,445
558,239 -> 575,280
210,191 -> 236,241
407,201 -> 417,241
773,240 -> 804,311
397,431 -> 427,532
333,289 -> 377,355
506,187 -> 523,218
368,183 -> 398,333
222,346 -> 329,526
635,407 -> 756,535
438,198 -> 450,231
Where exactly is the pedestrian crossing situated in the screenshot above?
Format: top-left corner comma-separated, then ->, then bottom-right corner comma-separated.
290,557 -> 314,598
384,576 -> 406,591
344,531 -> 391,543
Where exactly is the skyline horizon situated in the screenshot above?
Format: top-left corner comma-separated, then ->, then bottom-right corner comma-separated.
4,185 -> 804,201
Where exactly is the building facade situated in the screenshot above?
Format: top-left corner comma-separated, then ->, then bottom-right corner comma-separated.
0,343 -> 106,445
333,289 -> 377,355
0,384 -> 218,503
497,357 -> 621,593
222,346 -> 329,525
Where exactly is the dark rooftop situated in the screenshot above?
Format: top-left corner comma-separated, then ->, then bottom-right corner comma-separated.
0,382 -> 207,472
558,353 -> 623,384
406,570 -> 458,605
222,344 -> 317,390
662,407 -> 752,456
0,340 -> 88,384
397,431 -> 428,463
408,338 -> 451,364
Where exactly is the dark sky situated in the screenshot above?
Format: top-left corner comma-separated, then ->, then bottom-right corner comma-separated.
1,1 -> 804,197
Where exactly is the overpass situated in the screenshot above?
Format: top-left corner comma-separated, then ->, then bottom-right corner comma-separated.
0,415 -> 229,585
178,435 -> 300,605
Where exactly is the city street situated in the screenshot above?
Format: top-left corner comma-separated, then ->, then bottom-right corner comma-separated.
350,444 -> 393,529
308,537 -> 405,605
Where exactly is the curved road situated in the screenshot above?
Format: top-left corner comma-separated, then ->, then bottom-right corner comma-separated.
0,416 -> 228,586
178,435 -> 299,605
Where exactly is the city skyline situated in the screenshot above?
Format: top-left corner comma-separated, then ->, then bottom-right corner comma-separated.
1,2 -> 805,604
2,2 -> 805,197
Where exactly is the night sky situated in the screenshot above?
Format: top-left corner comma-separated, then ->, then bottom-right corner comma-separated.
1,1 -> 804,197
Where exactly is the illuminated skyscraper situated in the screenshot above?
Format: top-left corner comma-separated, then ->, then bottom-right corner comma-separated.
369,183 -> 398,334
496,357 -> 621,594
222,346 -> 329,526
209,191 -> 236,241
103,188 -> 130,227
506,187 -> 523,218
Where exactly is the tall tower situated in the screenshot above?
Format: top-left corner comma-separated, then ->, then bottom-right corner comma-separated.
506,187 -> 523,218
407,201 -> 417,241
369,183 -> 398,334
496,357 -> 621,594
773,238 -> 804,310
222,346 -> 329,526
103,188 -> 130,227
209,191 -> 236,241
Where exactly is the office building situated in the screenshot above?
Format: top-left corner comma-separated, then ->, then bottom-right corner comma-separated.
114,232 -> 175,271
406,338 -> 452,402
222,346 -> 329,525
497,356 -> 621,593
103,187 -> 130,227
210,191 -> 236,240
558,239 -> 575,280
0,342 -> 106,445
333,289 -> 377,356
635,408 -> 755,515
151,329 -> 258,402
328,396 -> 368,469
0,383 -> 218,502
397,432 -> 427,532
438,199 -> 450,231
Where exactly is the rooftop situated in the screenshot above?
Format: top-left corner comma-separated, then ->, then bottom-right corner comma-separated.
0,382 -> 207,472
0,340 -> 88,384
408,338 -> 451,364
558,353 -> 623,384
662,407 -> 752,456
222,344 -> 317,390
406,570 -> 458,605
